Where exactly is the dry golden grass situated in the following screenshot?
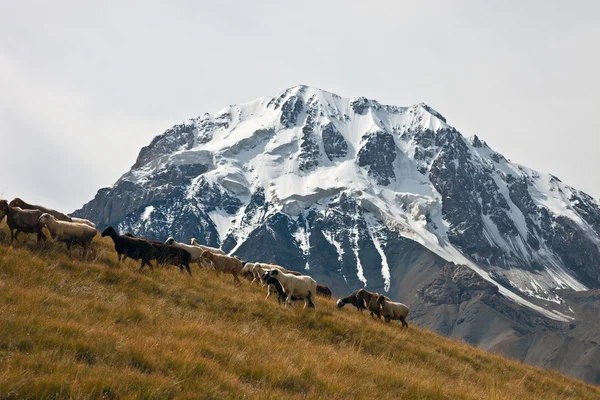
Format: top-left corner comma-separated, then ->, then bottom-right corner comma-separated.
0,228 -> 598,399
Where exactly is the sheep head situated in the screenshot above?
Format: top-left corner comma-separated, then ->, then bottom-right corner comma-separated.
336,299 -> 345,308
38,213 -> 54,226
165,237 -> 175,245
0,200 -> 9,213
200,250 -> 213,260
376,294 -> 387,306
241,262 -> 253,273
9,198 -> 25,207
261,271 -> 270,282
189,238 -> 199,245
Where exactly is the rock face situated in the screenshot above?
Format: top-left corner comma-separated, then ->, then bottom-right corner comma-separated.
411,263 -> 600,385
74,85 -> 600,383
357,131 -> 397,185
417,262 -> 499,305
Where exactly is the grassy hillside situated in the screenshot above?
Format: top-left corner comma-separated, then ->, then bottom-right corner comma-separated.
0,230 -> 598,399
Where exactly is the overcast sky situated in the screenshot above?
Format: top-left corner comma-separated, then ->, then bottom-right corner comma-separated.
1,1 -> 599,212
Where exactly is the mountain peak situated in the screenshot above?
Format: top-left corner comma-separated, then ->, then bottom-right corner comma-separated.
77,86 -> 600,325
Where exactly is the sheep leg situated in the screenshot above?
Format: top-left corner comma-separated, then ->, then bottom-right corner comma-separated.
9,229 -> 14,244
286,294 -> 295,308
138,258 -> 152,272
265,284 -> 275,299
400,316 -> 408,329
306,292 -> 315,309
183,263 -> 192,276
13,229 -> 20,242
232,271 -> 241,285
36,228 -> 46,242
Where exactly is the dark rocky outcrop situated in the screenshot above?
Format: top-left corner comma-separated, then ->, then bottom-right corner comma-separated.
322,122 -> 348,161
357,131 -> 396,185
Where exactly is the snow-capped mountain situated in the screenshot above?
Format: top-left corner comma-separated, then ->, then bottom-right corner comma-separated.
75,85 -> 600,323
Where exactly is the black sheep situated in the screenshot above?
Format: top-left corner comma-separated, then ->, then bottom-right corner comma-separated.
101,226 -> 153,271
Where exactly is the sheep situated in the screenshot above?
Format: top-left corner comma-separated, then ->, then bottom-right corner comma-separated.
316,284 -> 332,299
0,200 -> 46,243
356,288 -> 389,319
165,237 -> 220,268
101,226 -> 154,272
151,242 -> 193,275
69,217 -> 96,228
247,262 -> 302,286
243,262 -> 304,300
9,197 -> 96,228
377,295 -> 410,329
38,213 -> 97,257
200,250 -> 243,284
264,276 -> 303,304
265,269 -> 316,309
10,197 -> 72,221
336,290 -> 367,313
189,238 -> 226,255
122,233 -> 192,274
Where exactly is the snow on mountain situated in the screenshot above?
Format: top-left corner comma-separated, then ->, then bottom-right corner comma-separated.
75,85 -> 600,322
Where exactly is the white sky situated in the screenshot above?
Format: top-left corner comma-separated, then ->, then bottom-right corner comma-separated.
1,1 -> 599,212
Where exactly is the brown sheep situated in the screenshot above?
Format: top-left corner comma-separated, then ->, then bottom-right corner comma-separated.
0,200 -> 46,243
200,250 -> 243,284
9,197 -> 95,228
356,289 -> 391,319
9,197 -> 71,221
337,290 -> 367,312
316,284 -> 332,299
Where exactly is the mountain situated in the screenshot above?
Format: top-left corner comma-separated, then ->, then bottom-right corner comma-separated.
75,85 -> 600,383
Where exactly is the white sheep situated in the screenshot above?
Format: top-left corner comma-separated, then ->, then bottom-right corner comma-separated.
248,262 -> 300,286
377,295 -> 410,329
266,269 -> 317,309
70,217 -> 96,228
38,213 -> 97,257
166,237 -> 223,268
189,238 -> 226,255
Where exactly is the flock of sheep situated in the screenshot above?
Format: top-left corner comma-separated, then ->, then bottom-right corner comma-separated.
0,197 -> 409,328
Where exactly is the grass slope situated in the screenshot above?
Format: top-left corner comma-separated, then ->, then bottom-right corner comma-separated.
0,233 -> 598,399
